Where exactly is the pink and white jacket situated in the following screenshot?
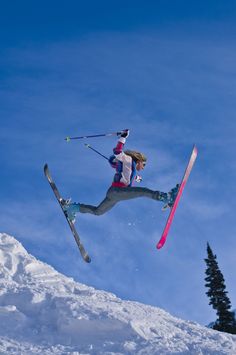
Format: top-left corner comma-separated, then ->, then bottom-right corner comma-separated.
109,137 -> 137,187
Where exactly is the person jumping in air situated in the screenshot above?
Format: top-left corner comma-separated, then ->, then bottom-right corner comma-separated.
62,130 -> 179,222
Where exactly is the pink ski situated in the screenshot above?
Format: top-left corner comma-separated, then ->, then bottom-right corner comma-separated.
156,145 -> 198,250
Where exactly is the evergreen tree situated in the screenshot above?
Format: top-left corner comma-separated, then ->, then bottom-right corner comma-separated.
204,243 -> 236,334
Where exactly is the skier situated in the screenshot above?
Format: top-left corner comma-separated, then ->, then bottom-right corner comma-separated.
62,130 -> 179,222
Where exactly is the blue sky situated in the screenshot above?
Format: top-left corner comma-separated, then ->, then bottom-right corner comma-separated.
1,1 -> 236,326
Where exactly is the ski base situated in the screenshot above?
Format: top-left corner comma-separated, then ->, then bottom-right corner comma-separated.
157,145 -> 198,249
44,164 -> 91,263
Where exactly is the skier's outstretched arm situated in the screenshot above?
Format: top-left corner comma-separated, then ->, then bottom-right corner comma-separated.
113,129 -> 129,162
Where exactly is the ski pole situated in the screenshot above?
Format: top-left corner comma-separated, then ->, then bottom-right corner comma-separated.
65,129 -> 129,142
84,144 -> 109,161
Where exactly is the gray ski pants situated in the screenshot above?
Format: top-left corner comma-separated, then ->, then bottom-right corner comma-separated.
79,186 -> 165,216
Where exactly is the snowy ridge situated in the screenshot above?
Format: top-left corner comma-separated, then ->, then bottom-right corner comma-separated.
0,233 -> 236,354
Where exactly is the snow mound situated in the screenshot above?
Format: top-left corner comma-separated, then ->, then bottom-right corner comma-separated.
0,233 -> 236,354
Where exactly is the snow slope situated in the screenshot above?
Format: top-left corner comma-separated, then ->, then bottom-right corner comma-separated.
0,233 -> 236,355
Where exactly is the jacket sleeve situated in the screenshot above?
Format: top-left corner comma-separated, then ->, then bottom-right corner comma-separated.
108,137 -> 126,168
110,135 -> 135,186
113,137 -> 129,162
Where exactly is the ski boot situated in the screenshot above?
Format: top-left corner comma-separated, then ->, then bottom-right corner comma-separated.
162,184 -> 180,211
60,198 -> 71,206
60,198 -> 79,223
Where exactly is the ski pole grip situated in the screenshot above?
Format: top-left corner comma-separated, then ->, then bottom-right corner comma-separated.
117,129 -> 129,136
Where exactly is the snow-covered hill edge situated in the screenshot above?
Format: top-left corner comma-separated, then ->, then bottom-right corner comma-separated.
0,233 -> 236,355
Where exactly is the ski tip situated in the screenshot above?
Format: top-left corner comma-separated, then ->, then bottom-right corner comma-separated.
193,144 -> 198,155
44,164 -> 48,173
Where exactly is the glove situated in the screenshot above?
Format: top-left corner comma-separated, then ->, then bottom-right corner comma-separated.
120,129 -> 129,138
135,175 -> 142,183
